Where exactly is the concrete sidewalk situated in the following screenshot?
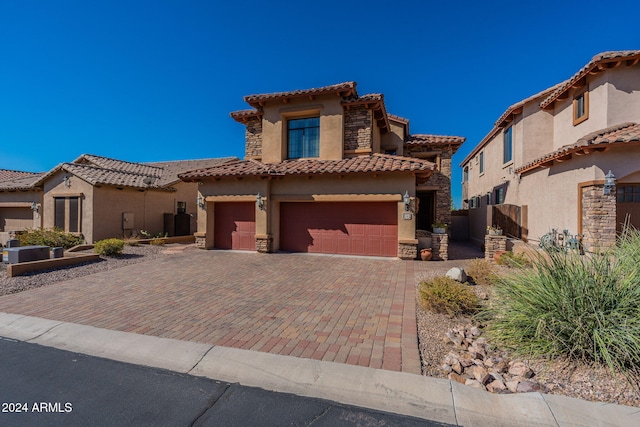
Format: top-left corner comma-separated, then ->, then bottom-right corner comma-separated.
1,312 -> 637,427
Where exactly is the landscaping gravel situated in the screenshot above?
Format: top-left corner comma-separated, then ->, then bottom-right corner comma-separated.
0,245 -> 165,296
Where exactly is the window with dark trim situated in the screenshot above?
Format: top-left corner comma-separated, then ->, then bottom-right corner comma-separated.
573,91 -> 589,125
463,166 -> 469,182
494,187 -> 505,205
54,196 -> 81,232
503,126 -> 513,164
617,185 -> 640,203
479,152 -> 484,174
287,117 -> 319,159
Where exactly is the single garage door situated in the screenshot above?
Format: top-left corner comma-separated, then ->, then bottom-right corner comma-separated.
280,202 -> 397,257
214,202 -> 256,250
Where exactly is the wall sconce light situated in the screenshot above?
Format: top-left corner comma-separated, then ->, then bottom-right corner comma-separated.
30,202 -> 40,212
256,192 -> 265,211
197,194 -> 206,209
403,190 -> 411,211
603,170 -> 616,195
63,175 -> 71,187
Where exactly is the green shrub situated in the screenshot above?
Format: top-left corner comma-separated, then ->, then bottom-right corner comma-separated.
418,276 -> 480,317
466,259 -> 498,285
18,228 -> 84,249
496,251 -> 532,268
94,238 -> 125,256
482,228 -> 640,383
150,237 -> 165,246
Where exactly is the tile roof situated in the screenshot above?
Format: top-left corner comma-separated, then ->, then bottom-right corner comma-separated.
145,157 -> 236,186
405,134 -> 466,146
230,109 -> 263,123
541,51 -> 640,109
0,173 -> 45,191
244,82 -> 358,107
516,122 -> 640,173
60,163 -> 171,190
179,154 -> 435,181
75,154 -> 164,178
0,169 -> 40,182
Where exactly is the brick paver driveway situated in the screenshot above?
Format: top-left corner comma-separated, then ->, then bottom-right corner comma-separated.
0,250 -> 424,374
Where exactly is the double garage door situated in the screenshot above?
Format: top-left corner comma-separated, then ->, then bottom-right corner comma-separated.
280,202 -> 398,257
213,201 -> 398,257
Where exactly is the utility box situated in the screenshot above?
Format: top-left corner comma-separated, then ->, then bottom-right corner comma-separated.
123,212 -> 134,230
4,246 -> 50,264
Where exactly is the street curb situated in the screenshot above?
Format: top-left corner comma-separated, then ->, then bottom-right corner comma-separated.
1,312 -> 639,426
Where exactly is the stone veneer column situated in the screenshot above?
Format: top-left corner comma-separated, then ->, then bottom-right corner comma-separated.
255,235 -> 273,253
244,116 -> 263,158
343,106 -> 372,151
581,184 -> 616,253
432,233 -> 448,261
195,233 -> 206,249
398,241 -> 418,260
484,235 -> 506,262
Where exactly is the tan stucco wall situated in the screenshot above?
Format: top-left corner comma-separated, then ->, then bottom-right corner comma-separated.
42,171 -> 95,242
260,95 -> 344,163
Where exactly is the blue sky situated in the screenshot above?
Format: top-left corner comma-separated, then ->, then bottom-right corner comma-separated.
1,0 -> 638,207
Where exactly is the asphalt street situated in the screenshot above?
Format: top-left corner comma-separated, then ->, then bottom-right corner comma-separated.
0,337 -> 449,426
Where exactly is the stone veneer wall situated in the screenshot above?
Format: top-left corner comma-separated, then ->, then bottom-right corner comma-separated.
343,106 -> 372,151
256,235 -> 273,253
244,116 -> 263,158
581,184 -> 616,253
484,235 -> 506,262
195,234 -> 206,249
398,242 -> 417,260
431,233 -> 448,261
422,151 -> 452,226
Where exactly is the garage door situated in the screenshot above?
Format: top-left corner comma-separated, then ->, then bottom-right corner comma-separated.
214,202 -> 256,250
280,202 -> 397,257
0,207 -> 32,232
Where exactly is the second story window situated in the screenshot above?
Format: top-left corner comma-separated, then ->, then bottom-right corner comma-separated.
288,117 -> 319,159
463,166 -> 469,182
479,151 -> 484,175
573,91 -> 589,125
503,126 -> 513,164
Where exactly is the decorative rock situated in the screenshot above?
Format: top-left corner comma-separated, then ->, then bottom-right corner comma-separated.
445,267 -> 467,283
486,379 -> 507,393
441,363 -> 452,374
451,360 -> 463,375
472,365 -> 491,385
516,381 -> 543,393
506,380 -> 520,393
448,372 -> 466,384
509,362 -> 535,379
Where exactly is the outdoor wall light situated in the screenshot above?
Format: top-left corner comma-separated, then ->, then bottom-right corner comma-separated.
197,194 -> 206,209
256,192 -> 265,211
30,202 -> 40,212
63,175 -> 71,187
604,170 -> 616,195
403,191 -> 411,211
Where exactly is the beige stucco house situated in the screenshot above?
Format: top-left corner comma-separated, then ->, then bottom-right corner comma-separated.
180,82 -> 464,259
0,154 -> 234,244
460,50 -> 640,252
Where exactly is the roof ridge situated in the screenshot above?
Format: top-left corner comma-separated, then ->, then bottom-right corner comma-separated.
80,154 -> 164,172
65,162 -> 160,179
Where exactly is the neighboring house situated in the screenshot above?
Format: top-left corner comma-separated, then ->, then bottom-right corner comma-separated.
460,50 -> 640,252
180,82 -> 464,259
0,155 -> 235,244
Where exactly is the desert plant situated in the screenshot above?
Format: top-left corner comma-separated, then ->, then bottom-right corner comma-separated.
18,228 -> 84,249
482,229 -> 640,383
465,258 -> 498,285
418,276 -> 480,317
94,238 -> 125,256
496,251 -> 531,268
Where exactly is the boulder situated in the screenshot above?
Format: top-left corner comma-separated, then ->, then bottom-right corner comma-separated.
445,267 -> 467,283
448,372 -> 466,385
486,379 -> 507,393
508,362 -> 535,379
471,365 -> 491,385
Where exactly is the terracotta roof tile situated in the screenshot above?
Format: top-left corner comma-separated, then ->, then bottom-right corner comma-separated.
516,122 -> 640,173
0,173 -> 45,191
145,157 -> 236,186
60,163 -> 170,190
540,50 -> 640,108
180,154 -> 435,181
230,109 -> 263,123
244,82 -> 357,107
75,154 -> 163,178
0,169 -> 40,182
405,134 -> 466,146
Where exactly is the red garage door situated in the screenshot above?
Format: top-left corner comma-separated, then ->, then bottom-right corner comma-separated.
280,202 -> 397,257
214,202 -> 256,250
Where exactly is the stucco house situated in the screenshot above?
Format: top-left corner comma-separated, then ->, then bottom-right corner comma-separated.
0,154 -> 234,244
180,82 -> 464,259
460,50 -> 640,252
